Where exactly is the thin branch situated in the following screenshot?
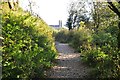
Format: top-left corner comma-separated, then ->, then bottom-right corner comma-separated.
107,2 -> 120,17
118,1 -> 120,4
108,5 -> 114,11
116,0 -> 120,4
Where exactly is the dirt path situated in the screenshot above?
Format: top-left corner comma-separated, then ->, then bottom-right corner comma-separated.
45,42 -> 91,78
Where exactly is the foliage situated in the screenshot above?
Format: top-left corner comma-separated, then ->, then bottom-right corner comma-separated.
55,25 -> 92,52
71,26 -> 92,52
107,1 -> 120,49
66,0 -> 90,30
55,29 -> 69,43
56,23 -> 120,78
55,2 -> 120,78
1,3 -> 57,78
81,48 -> 120,78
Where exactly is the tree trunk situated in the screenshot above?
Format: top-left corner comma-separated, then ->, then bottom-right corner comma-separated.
118,20 -> 120,49
8,1 -> 12,9
107,1 -> 120,49
8,0 -> 15,10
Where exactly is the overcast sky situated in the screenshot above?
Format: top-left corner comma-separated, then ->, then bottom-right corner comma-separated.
19,0 -> 94,25
19,0 -> 72,25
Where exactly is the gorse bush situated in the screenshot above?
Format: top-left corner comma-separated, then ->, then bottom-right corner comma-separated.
2,3 -> 57,78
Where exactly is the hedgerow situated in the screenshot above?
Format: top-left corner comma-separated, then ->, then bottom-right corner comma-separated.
1,3 -> 57,78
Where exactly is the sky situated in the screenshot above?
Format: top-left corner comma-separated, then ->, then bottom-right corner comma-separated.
19,0 -> 93,25
19,0 -> 71,25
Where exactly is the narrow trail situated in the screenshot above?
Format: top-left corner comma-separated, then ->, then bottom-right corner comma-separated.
45,42 -> 91,78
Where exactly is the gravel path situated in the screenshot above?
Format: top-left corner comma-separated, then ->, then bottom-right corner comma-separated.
45,42 -> 91,78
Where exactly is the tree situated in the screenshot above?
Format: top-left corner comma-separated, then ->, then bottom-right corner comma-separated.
66,0 -> 90,30
7,0 -> 19,10
107,0 -> 120,49
66,14 -> 73,30
27,0 -> 40,16
92,2 -> 100,31
66,1 -> 77,30
28,0 -> 33,14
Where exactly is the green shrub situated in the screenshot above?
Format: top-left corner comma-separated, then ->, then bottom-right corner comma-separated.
55,29 -> 69,43
71,27 -> 92,52
92,31 -> 117,48
81,48 -> 120,78
94,50 -> 120,78
55,24 -> 120,78
55,26 -> 92,52
2,4 -> 57,78
81,48 -> 108,66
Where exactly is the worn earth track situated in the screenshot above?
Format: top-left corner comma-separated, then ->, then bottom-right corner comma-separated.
45,42 -> 91,78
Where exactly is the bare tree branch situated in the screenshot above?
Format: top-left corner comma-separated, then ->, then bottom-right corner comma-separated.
108,5 -> 114,11
107,1 -> 120,17
118,1 -> 120,4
